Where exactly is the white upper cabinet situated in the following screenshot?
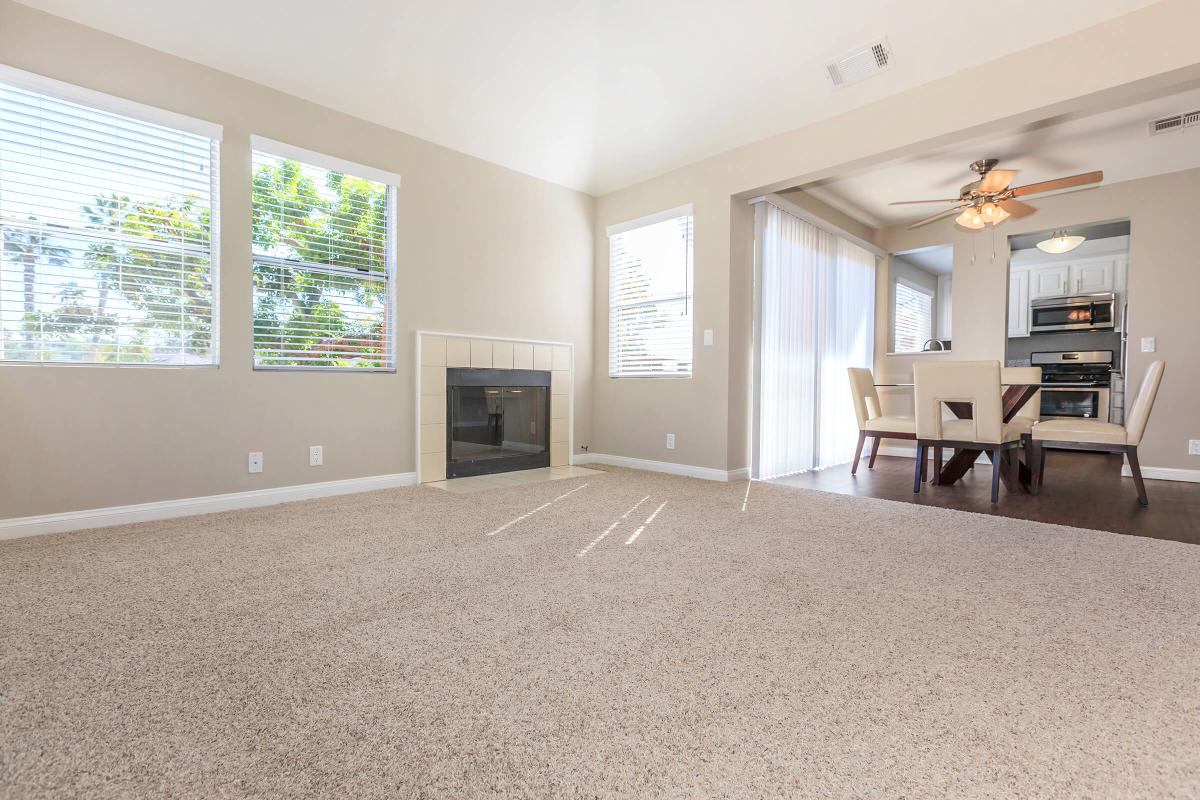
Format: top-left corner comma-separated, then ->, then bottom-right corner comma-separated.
1071,257 -> 1118,294
1030,264 -> 1071,299
1008,270 -> 1030,337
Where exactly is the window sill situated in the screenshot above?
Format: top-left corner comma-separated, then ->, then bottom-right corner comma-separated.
884,350 -> 954,357
607,374 -> 693,379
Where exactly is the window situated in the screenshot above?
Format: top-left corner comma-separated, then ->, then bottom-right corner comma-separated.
0,74 -> 220,365
893,279 -> 934,353
607,205 -> 693,377
251,139 -> 396,370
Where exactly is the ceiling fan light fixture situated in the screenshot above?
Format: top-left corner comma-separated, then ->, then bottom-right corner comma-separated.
1036,229 -> 1086,254
956,207 -> 986,230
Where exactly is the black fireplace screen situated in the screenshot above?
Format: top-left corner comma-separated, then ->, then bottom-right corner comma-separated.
446,368 -> 551,478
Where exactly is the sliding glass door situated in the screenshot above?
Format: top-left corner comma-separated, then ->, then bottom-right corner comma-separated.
753,200 -> 876,479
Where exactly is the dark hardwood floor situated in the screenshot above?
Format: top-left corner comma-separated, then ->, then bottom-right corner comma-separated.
771,451 -> 1200,545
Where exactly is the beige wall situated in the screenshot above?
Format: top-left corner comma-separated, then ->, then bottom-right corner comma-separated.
874,168 -> 1200,470
591,0 -> 1200,475
0,1 -> 594,518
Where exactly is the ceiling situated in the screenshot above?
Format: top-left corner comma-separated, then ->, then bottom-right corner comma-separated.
804,85 -> 1200,229
15,0 -> 1158,195
1009,221 -> 1131,252
896,244 -> 952,275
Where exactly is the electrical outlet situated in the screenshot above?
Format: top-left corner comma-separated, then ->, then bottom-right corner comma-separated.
703,329 -> 715,346
666,433 -> 675,450
1189,440 -> 1200,456
1141,336 -> 1156,352
309,445 -> 323,466
248,452 -> 263,474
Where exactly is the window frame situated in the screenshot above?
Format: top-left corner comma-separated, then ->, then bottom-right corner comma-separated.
248,136 -> 400,373
892,276 -> 935,354
0,65 -> 223,368
606,204 -> 695,379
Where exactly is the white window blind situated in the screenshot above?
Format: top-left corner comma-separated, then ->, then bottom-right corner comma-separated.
893,280 -> 933,353
251,148 -> 395,370
0,80 -> 218,365
608,207 -> 693,377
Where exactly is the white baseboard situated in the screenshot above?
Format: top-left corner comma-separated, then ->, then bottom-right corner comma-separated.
574,453 -> 745,482
1121,464 -> 1200,483
0,472 -> 418,541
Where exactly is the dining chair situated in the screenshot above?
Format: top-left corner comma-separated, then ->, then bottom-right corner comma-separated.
1001,366 -> 1042,437
913,360 -> 1025,503
847,367 -> 914,474
1028,360 -> 1165,506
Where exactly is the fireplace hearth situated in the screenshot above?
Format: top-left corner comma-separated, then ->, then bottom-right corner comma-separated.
446,367 -> 551,478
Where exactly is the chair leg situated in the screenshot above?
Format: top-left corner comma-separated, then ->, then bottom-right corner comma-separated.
990,448 -> 1002,504
867,436 -> 882,469
851,431 -> 866,475
1029,441 -> 1044,496
1127,446 -> 1149,507
913,444 -> 925,494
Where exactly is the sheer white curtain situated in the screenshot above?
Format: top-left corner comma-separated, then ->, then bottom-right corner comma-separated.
754,200 -> 876,479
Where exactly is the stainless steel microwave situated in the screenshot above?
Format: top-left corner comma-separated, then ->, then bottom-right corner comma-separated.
1030,292 -> 1116,334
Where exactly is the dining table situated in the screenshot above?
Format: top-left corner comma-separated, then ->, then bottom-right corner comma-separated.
874,380 -> 1100,491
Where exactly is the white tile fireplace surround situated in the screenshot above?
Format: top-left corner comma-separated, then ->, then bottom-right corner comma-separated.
416,332 -> 573,483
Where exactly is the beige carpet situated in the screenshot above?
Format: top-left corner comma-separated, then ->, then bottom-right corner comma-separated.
2,466 -> 1199,798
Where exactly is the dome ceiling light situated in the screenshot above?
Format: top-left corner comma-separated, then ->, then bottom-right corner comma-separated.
1035,230 -> 1086,254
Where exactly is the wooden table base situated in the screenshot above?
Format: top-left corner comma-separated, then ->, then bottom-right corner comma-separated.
929,384 -> 1041,491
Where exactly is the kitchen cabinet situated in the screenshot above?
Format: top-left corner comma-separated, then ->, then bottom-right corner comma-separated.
1029,265 -> 1071,299
1008,269 -> 1030,337
1024,256 -> 1124,300
1071,257 -> 1118,294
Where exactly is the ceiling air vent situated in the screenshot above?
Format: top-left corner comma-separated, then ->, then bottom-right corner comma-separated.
1148,109 -> 1200,135
827,39 -> 892,87
1149,114 -> 1183,135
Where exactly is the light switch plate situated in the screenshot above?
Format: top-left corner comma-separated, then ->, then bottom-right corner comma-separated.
703,329 -> 714,346
1141,336 -> 1156,352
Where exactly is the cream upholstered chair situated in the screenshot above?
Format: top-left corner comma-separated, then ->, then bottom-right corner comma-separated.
1029,360 -> 1165,506
1001,366 -> 1042,437
913,360 -> 1025,503
847,368 -> 914,474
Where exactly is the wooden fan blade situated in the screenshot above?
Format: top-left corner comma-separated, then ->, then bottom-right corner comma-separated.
888,199 -> 962,205
1011,170 -> 1103,197
979,169 -> 1018,193
907,205 -> 966,229
997,198 -> 1036,218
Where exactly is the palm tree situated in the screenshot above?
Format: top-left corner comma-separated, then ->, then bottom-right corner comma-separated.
2,217 -> 71,354
82,194 -> 132,349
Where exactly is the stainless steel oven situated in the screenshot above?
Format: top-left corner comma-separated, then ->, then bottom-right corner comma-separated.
1030,292 -> 1116,334
1040,386 -> 1109,420
1031,350 -> 1113,422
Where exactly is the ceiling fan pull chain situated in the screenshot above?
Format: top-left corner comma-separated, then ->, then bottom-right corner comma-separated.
971,233 -> 976,265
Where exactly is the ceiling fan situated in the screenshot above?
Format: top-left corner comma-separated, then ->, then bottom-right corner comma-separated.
891,159 -> 1103,230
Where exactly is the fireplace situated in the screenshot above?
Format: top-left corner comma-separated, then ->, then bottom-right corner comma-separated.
446,368 -> 551,478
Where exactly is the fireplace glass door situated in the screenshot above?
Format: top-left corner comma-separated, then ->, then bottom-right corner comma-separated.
446,368 -> 550,478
